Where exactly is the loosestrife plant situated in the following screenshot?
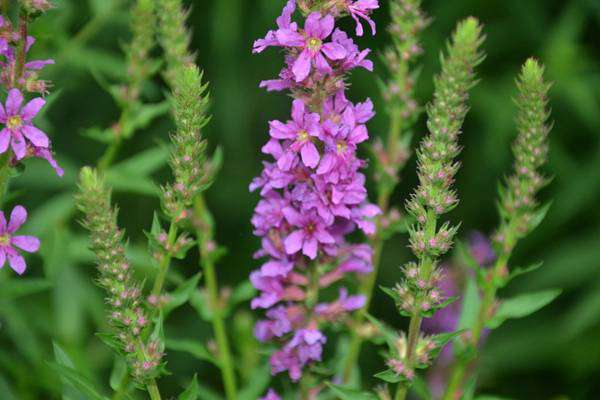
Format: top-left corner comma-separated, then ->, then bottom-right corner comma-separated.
0,2 -> 60,275
0,1 -> 561,399
251,0 -> 380,395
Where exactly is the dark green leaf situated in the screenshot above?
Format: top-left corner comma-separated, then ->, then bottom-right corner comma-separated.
164,273 -> 202,315
178,375 -> 200,400
326,382 -> 378,400
165,339 -> 218,366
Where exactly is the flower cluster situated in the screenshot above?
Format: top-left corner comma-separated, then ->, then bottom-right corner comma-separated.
380,17 -> 484,390
0,13 -> 62,175
251,0 -> 379,382
77,168 -> 163,382
495,58 -> 552,251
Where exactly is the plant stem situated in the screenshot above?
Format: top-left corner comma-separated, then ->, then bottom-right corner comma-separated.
151,222 -> 178,298
146,380 -> 162,400
194,196 -> 237,400
0,153 -> 12,208
395,215 -> 436,400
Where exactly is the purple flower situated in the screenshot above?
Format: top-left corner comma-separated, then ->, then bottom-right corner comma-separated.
0,205 -> 40,275
260,389 -> 282,400
345,0 -> 379,36
269,99 -> 322,170
315,288 -> 365,320
0,88 -> 48,160
270,329 -> 326,381
283,207 -> 335,260
271,12 -> 347,82
253,0 -> 297,53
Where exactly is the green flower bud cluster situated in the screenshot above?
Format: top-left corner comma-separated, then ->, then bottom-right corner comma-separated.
496,59 -> 552,248
155,0 -> 194,85
76,167 -> 163,382
124,0 -> 158,102
161,64 -> 217,221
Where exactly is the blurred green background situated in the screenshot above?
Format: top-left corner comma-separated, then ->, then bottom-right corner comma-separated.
0,0 -> 599,399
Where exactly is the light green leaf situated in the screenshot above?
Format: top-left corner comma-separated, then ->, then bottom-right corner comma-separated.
503,262 -> 543,286
526,201 -> 552,233
374,369 -> 405,383
51,342 -> 109,400
109,358 -> 128,392
238,364 -> 271,400
178,375 -> 200,400
326,383 -> 378,400
0,279 -> 53,301
105,170 -> 159,195
486,289 -> 562,329
164,273 -> 202,315
111,146 -> 170,177
165,339 -> 218,366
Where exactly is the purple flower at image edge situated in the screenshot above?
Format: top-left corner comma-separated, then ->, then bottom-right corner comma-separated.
0,88 -> 48,160
0,205 -> 40,275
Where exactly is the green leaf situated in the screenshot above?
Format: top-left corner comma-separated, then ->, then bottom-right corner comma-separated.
486,289 -> 562,329
105,169 -> 159,195
109,358 -> 128,391
457,277 -> 481,331
178,375 -> 200,400
412,374 -> 432,400
111,146 -> 170,177
122,102 -> 171,138
164,273 -> 202,315
527,201 -> 552,233
165,339 -> 218,366
503,262 -> 543,286
0,279 -> 53,301
326,383 -> 378,400
374,369 -> 406,383
51,342 -> 109,400
365,313 -> 398,350
238,364 -> 271,400
224,281 -> 256,316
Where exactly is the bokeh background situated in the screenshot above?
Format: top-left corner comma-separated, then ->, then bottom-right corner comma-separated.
1,0 -> 599,399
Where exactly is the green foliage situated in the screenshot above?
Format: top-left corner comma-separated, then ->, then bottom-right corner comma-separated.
486,289 -> 562,329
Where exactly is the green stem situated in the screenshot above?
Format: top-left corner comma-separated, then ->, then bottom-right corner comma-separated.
395,215 -> 436,400
195,196 -> 237,400
97,138 -> 123,172
146,380 -> 162,400
0,153 -> 12,207
151,222 -> 178,298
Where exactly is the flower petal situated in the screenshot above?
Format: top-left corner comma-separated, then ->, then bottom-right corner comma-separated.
11,235 -> 40,253
321,43 -> 347,60
0,128 -> 11,154
284,230 -> 304,255
21,125 -> 49,147
0,249 -> 5,269
302,237 -> 318,259
6,89 -> 23,116
292,49 -> 312,82
300,142 -> 320,168
11,130 -> 26,160
8,205 -> 27,233
7,250 -> 26,275
21,98 -> 45,121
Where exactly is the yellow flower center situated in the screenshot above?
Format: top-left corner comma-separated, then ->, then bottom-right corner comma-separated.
0,234 -> 10,246
7,115 -> 22,129
297,129 -> 309,142
307,38 -> 322,52
336,140 -> 348,154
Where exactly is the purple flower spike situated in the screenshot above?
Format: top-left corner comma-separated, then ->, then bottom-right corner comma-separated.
251,0 -> 378,382
0,205 -> 40,275
0,88 -> 48,160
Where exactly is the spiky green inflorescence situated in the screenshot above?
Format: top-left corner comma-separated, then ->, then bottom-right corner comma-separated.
162,64 -> 215,220
406,17 -> 484,260
124,0 -> 157,102
155,0 -> 193,84
390,19 -> 485,392
77,167 -> 163,383
496,58 -> 552,249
